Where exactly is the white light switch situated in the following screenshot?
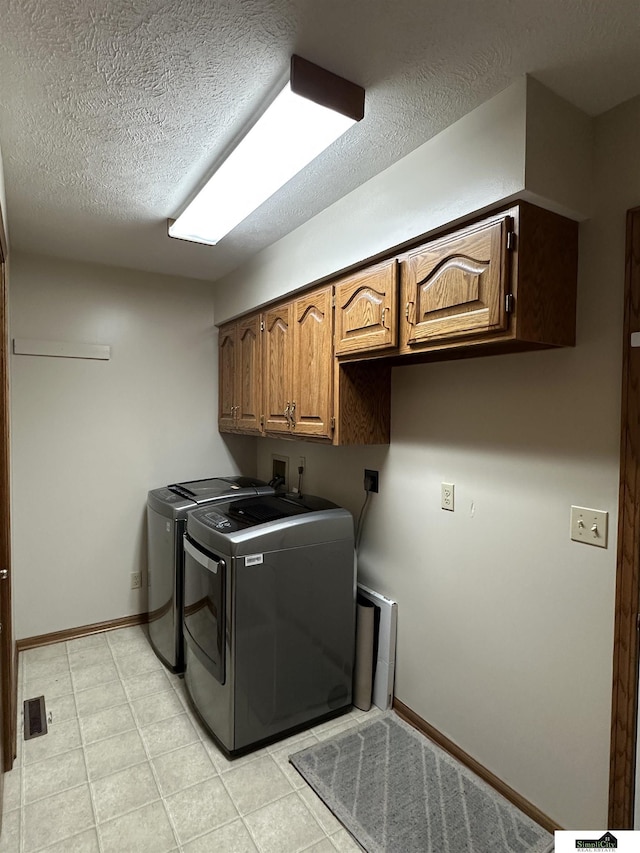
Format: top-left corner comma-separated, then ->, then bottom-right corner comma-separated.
570,506 -> 608,548
441,483 -> 455,511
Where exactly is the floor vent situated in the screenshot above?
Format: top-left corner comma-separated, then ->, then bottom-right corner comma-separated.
23,696 -> 48,740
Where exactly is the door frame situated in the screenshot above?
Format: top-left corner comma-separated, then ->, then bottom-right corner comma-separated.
0,197 -> 16,773
609,206 -> 640,827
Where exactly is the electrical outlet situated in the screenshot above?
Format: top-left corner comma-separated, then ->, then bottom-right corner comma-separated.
364,469 -> 379,493
130,572 -> 142,590
441,483 -> 455,511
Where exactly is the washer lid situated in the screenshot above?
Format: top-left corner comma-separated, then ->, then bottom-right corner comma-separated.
187,493 -> 339,533
169,476 -> 271,504
186,493 -> 354,555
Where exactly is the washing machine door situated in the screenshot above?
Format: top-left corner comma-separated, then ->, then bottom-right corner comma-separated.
183,536 -> 226,685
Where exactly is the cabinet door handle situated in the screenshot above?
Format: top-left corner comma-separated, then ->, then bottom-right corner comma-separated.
381,307 -> 387,329
405,301 -> 415,325
284,402 -> 291,425
290,401 -> 296,428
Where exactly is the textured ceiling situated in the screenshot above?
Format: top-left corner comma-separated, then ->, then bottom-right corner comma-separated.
0,0 -> 639,282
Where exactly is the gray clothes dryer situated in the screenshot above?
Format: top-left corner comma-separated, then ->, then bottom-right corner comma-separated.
183,493 -> 356,756
146,476 -> 273,672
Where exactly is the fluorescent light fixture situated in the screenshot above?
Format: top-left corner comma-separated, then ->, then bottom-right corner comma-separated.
168,55 -> 365,246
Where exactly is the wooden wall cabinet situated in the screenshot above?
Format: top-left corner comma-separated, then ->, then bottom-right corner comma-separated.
218,200 -> 578,446
291,287 -> 334,438
263,285 -> 334,440
401,213 -> 510,347
398,202 -> 578,358
334,260 -> 398,356
261,284 -> 391,445
218,314 -> 262,435
262,302 -> 292,435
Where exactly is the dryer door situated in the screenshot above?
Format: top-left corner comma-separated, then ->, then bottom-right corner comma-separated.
183,536 -> 226,685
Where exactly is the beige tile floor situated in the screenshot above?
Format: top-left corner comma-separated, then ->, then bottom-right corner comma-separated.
1,625 -> 378,853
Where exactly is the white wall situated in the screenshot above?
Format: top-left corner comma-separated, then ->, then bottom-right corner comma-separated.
213,86 -> 637,828
9,253 -> 255,640
215,76 -> 592,324
524,77 -> 594,219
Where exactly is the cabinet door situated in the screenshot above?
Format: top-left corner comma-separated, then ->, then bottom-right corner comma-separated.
235,315 -> 262,433
263,304 -> 293,435
291,286 -> 333,439
218,323 -> 237,432
401,215 -> 511,349
334,260 -> 398,356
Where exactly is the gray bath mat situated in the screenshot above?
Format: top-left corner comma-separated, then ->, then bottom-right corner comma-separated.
290,713 -> 554,853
